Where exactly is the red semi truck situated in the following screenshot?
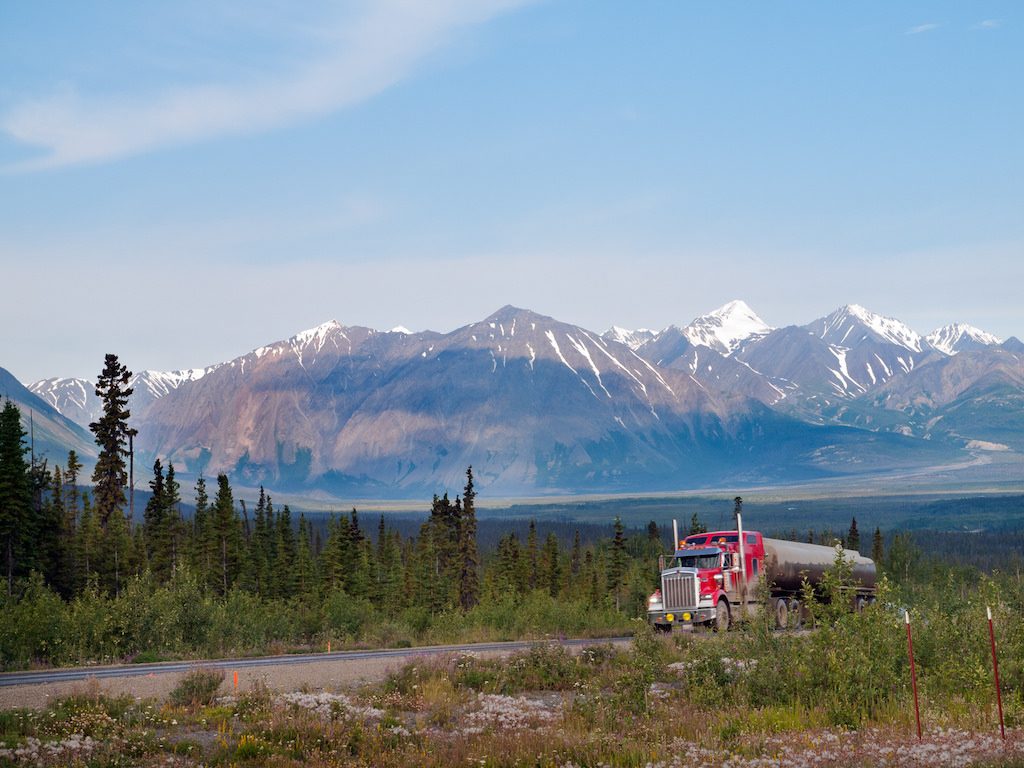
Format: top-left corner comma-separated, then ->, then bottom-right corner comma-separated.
647,515 -> 876,631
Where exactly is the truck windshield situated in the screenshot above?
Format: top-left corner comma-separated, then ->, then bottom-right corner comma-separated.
674,554 -> 720,569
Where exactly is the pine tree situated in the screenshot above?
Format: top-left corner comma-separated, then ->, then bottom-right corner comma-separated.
569,530 -> 581,577
542,532 -> 561,597
164,462 -> 184,573
526,519 -> 539,590
689,513 -> 707,536
871,527 -> 884,565
275,504 -> 297,598
0,399 -> 32,595
211,474 -> 241,595
191,475 -> 211,583
607,516 -> 627,610
143,459 -> 166,570
89,354 -> 134,529
295,513 -> 317,597
847,517 -> 861,552
457,466 -> 479,611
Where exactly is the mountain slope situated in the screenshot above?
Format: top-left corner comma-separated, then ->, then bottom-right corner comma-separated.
135,306 -> 919,496
0,367 -> 97,466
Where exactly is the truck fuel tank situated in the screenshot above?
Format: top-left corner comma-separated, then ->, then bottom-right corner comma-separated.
762,537 -> 875,593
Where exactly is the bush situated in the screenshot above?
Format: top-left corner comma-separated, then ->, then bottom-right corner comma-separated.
168,668 -> 225,708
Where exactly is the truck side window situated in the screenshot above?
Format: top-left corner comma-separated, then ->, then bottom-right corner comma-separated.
746,534 -> 757,545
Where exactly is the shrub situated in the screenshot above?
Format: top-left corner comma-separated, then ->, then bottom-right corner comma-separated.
168,668 -> 225,708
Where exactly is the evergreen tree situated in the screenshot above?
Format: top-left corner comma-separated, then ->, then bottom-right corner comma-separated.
689,513 -> 707,536
164,462 -> 184,573
871,526 -> 884,565
526,519 -> 539,590
647,520 -> 660,542
607,516 -> 627,610
275,504 -> 297,598
0,400 -> 32,595
295,513 -> 317,597
191,475 -> 211,583
142,459 -> 166,569
569,530 -> 581,577
89,354 -> 134,528
847,517 -> 861,552
211,474 -> 241,594
457,466 -> 479,611
542,531 -> 561,597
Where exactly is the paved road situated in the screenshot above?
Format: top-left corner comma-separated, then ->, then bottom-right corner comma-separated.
0,637 -> 631,688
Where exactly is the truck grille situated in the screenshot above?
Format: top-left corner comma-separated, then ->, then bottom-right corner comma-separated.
662,571 -> 697,611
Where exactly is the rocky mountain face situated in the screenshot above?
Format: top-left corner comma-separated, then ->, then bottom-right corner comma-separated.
135,306 -> 880,495
0,367 -> 96,465
16,301 -> 1019,497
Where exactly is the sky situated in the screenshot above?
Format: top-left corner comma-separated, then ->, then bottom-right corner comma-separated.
1,1 -> 1022,383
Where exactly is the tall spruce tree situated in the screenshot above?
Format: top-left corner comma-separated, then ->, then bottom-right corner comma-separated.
607,516 -> 627,610
0,399 -> 32,595
542,532 -> 561,597
457,466 -> 479,611
211,474 -> 241,594
847,517 -> 861,552
89,354 -> 134,528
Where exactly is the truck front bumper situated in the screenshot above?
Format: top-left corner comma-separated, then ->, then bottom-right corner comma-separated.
648,607 -> 717,628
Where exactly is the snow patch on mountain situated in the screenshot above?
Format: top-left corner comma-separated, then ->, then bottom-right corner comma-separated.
926,323 -> 1001,355
602,326 -> 656,350
681,300 -> 772,355
817,305 -> 922,352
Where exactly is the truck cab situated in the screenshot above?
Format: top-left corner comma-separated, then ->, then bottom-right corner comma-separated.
647,530 -> 766,631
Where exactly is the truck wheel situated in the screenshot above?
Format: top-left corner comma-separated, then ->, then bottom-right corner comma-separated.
774,598 -> 789,629
714,599 -> 731,632
789,599 -> 803,628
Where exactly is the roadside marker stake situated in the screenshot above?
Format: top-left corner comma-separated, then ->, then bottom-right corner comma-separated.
988,606 -> 1006,740
233,670 -> 238,690
328,641 -> 331,654
906,611 -> 922,740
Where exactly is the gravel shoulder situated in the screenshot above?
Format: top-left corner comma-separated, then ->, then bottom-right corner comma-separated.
0,640 -> 629,710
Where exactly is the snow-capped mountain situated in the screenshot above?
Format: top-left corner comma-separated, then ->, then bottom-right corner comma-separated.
601,326 -> 657,351
809,304 -> 922,353
679,300 -> 772,356
20,301 -> 1022,497
30,367 -> 218,428
926,323 -> 1001,356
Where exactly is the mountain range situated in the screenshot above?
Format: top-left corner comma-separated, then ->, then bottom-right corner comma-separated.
6,300 -> 1022,498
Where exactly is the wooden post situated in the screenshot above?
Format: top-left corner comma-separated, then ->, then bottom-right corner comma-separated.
906,611 -> 922,740
988,607 -> 1005,740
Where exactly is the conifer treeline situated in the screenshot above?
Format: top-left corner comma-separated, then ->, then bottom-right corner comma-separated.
0,353 -> 652,617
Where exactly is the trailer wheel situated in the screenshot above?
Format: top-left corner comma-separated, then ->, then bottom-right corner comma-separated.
714,599 -> 731,632
788,599 -> 803,628
855,596 -> 867,613
774,598 -> 789,629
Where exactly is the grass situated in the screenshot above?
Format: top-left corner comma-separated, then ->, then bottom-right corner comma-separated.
0,633 -> 1022,767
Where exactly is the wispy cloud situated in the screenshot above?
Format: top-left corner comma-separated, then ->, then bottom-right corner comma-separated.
973,19 -> 1001,30
1,0 -> 532,171
906,22 -> 939,35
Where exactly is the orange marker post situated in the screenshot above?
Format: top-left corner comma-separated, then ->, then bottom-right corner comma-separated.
233,670 -> 238,690
905,611 -> 922,740
327,640 -> 331,654
988,607 -> 1005,740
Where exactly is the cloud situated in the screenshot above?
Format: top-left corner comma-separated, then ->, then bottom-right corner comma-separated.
1,0 -> 532,171
905,22 -> 939,35
973,19 -> 1001,30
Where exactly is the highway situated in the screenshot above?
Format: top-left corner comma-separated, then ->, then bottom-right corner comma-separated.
0,637 -> 630,688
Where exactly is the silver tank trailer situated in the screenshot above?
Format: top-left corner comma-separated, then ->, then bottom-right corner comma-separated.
763,538 -> 876,593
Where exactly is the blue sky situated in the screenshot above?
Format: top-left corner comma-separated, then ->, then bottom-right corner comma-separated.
1,1 -> 1021,382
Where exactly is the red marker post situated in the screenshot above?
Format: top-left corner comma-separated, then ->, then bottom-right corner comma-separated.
988,606 -> 1006,740
906,611 -> 922,740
